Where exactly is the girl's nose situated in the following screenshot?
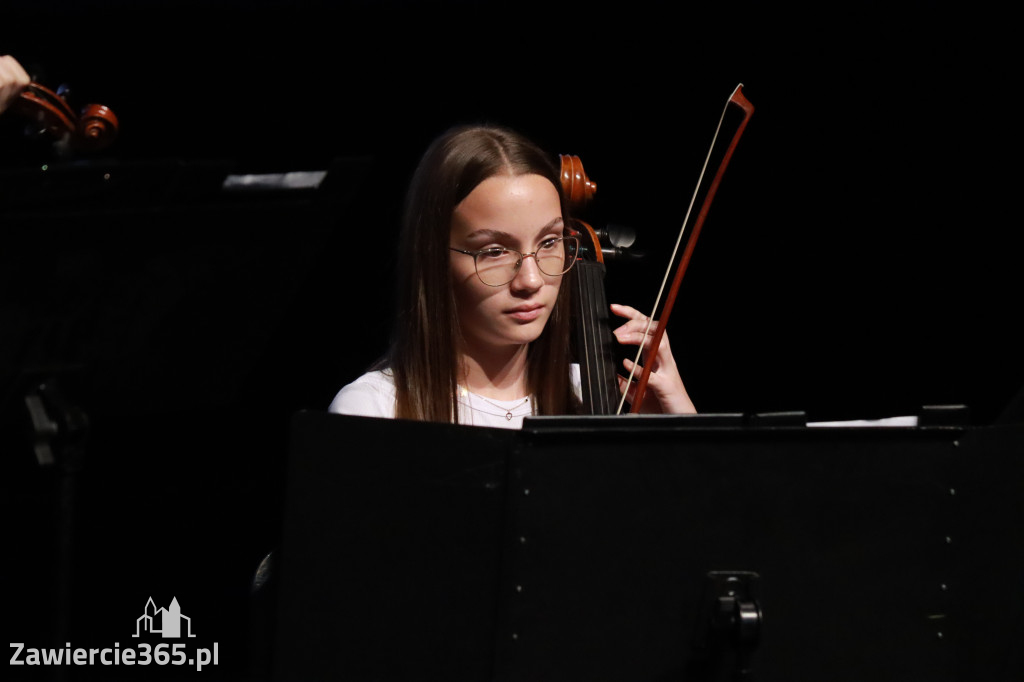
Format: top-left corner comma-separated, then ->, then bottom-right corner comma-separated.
510,253 -> 544,292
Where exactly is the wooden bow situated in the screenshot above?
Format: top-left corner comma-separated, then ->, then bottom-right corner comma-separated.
624,83 -> 754,413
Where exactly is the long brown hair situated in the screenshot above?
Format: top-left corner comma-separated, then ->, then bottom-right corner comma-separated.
382,124 -> 579,422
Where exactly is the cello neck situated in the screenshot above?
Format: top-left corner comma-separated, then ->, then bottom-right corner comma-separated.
560,155 -> 621,415
568,220 -> 621,414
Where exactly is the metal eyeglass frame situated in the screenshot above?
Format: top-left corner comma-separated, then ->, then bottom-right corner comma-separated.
449,236 -> 580,287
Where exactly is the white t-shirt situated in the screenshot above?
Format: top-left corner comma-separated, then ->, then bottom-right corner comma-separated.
328,367 -> 581,430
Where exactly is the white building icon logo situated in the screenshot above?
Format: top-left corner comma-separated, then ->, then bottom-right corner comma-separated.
132,597 -> 196,638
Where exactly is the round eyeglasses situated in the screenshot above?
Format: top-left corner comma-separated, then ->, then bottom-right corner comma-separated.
449,236 -> 580,287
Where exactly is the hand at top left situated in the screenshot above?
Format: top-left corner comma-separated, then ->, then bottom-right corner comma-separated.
0,55 -> 30,116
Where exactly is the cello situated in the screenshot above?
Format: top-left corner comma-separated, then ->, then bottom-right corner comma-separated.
11,79 -> 119,153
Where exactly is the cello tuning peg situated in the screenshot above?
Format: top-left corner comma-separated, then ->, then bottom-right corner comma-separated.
601,223 -> 636,249
602,246 -> 645,263
594,224 -> 642,262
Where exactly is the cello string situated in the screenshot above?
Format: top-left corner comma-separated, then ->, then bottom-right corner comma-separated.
575,262 -> 598,411
616,84 -> 743,414
590,266 -> 618,413
577,259 -> 617,414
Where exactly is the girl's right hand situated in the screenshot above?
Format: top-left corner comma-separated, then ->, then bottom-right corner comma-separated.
0,55 -> 30,116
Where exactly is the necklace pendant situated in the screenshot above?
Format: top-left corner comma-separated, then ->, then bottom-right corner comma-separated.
505,411 -> 513,421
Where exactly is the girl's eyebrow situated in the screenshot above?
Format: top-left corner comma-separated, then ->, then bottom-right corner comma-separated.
464,217 -> 564,242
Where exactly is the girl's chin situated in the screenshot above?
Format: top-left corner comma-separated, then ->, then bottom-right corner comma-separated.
502,316 -> 549,342
475,325 -> 546,351
460,310 -> 553,353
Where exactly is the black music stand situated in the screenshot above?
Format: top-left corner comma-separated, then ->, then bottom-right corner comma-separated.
274,410 -> 1023,682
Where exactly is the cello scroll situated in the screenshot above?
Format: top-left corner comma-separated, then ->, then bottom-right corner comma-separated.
12,80 -> 119,153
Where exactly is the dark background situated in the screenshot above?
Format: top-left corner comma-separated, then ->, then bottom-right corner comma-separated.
5,0 -> 1019,423
1,1 -> 1019,679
